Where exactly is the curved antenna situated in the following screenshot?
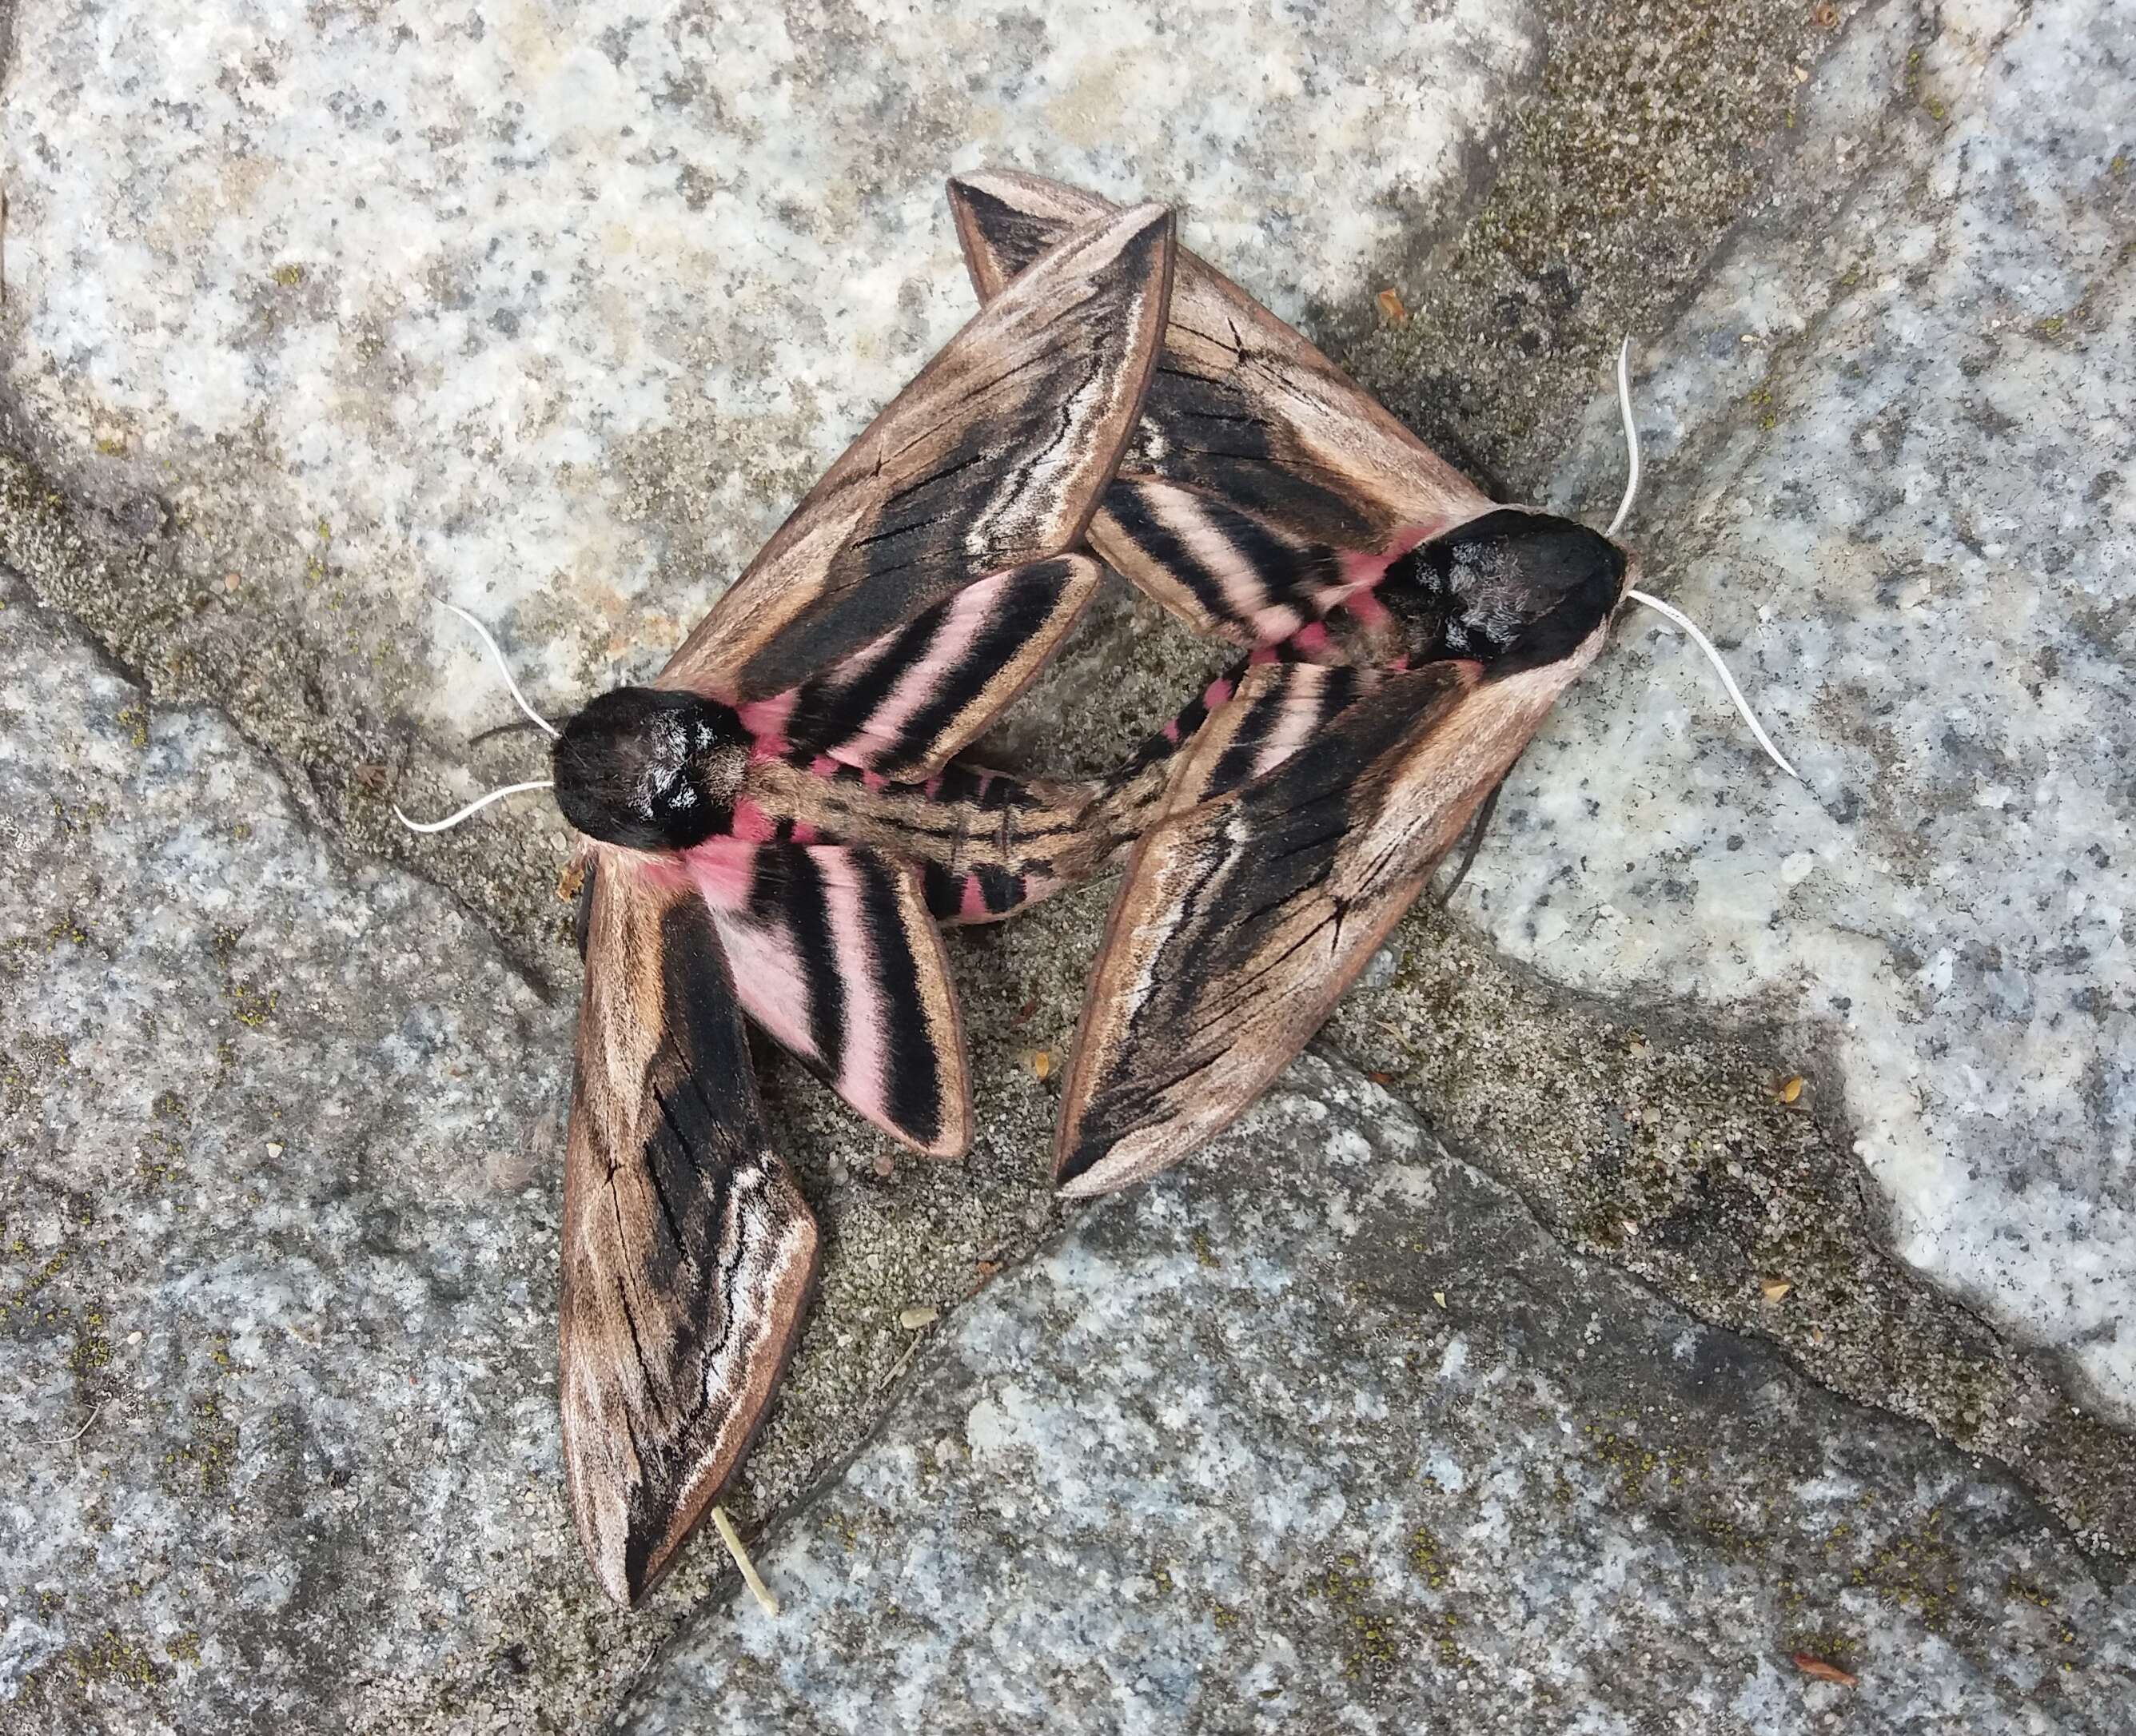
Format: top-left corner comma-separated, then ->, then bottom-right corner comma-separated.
1607,337 -> 1640,538
437,601 -> 558,739
392,601 -> 561,835
1604,340 -> 1801,783
1624,590 -> 1801,782
394,779 -> 556,834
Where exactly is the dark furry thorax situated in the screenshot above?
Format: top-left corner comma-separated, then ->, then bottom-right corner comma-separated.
1381,509 -> 1627,675
552,687 -> 749,850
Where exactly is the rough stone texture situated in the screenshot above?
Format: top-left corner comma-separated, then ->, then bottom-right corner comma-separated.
1325,906 -> 2136,1565
1457,0 -> 2136,1411
0,575 -> 612,1730
0,0 -> 1536,742
3,0 -> 2134,1729
0,563 -> 1173,1732
622,1057 -> 2135,1735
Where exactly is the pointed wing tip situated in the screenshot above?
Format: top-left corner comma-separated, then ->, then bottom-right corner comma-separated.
943,165 -> 1066,207
1053,1149 -> 1162,1200
1069,197 -> 1175,274
568,1482 -> 673,1610
1051,1118 -> 1168,1198
568,1421 -> 744,1611
590,1496 -> 704,1609
1050,1120 -> 1099,1196
600,1555 -> 648,1611
946,173 -> 1170,301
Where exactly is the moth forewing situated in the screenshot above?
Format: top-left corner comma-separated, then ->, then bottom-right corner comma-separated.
659,200 -> 1176,703
946,169 -> 1488,627
1053,637 -> 1614,1198
533,201 -> 1194,1609
560,862 -> 819,1607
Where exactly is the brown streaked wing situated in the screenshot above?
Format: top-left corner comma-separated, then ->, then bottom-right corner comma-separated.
1095,474 -> 1353,651
1054,653 -> 1596,1198
1150,659 -> 1385,818
560,857 -> 819,1607
946,170 -> 1489,629
660,202 -> 1175,703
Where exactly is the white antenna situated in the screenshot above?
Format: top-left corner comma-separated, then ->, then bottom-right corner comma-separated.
394,779 -> 556,834
1608,337 -> 1640,538
1621,590 -> 1801,781
393,601 -> 560,834
437,601 -> 557,739
1606,341 -> 1801,783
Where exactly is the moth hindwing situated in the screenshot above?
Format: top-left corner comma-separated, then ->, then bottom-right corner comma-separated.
947,168 -> 1487,649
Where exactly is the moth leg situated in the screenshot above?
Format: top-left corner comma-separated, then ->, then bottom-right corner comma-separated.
1431,766 -> 1512,910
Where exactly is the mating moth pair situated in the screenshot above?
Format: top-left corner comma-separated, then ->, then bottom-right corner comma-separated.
408,173 -> 1775,1605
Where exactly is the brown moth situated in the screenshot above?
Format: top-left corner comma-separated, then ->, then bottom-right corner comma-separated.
947,173 -> 1791,1198
547,201 -> 1177,1604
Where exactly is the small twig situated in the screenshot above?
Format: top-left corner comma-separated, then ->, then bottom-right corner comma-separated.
710,1506 -> 779,1615
38,1404 -> 101,1449
877,1329 -> 927,1394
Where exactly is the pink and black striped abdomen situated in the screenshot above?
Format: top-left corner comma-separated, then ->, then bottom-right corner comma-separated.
737,752 -> 1123,928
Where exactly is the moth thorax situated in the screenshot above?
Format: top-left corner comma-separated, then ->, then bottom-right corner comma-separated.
551,686 -> 748,851
1381,508 -> 1628,676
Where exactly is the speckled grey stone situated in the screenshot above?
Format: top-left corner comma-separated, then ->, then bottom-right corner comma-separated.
1470,0 -> 2136,1409
0,575 -> 616,1729
0,0 -> 1538,743
3,0 -> 2134,1728
620,1055 -> 2134,1735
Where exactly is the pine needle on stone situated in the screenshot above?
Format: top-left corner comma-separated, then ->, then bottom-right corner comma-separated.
711,1507 -> 779,1615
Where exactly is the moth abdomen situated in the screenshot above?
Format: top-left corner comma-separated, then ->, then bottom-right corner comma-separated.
737,751 -> 1118,913
552,687 -> 751,851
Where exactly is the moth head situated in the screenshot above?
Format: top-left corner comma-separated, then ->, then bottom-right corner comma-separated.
1383,508 -> 1628,675
551,687 -> 750,851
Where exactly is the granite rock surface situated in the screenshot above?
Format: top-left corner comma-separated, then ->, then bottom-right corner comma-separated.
1472,0 -> 2136,1411
0,0 -> 1537,744
0,576 -> 624,1730
1,0 -> 2132,1730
